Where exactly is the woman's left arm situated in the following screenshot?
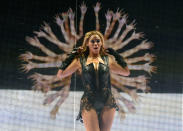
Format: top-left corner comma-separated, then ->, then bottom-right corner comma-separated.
109,56 -> 130,76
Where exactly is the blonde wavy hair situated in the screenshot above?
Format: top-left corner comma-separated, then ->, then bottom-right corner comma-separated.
81,31 -> 106,56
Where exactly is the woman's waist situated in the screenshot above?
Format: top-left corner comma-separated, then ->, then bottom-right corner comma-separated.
83,89 -> 112,99
83,83 -> 111,89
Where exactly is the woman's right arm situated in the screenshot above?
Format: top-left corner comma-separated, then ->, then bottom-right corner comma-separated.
57,58 -> 81,79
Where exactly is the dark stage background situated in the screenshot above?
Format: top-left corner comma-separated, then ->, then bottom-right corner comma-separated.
0,0 -> 182,93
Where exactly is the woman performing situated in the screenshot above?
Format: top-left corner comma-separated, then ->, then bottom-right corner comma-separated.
19,2 -> 156,131
57,31 -> 130,131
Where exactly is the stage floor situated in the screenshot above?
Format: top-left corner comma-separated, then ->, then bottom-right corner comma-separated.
0,90 -> 182,131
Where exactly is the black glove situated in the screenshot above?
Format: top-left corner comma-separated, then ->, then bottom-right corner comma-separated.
59,47 -> 81,70
106,48 -> 127,68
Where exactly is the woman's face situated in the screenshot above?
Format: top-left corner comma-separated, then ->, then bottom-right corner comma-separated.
87,35 -> 102,56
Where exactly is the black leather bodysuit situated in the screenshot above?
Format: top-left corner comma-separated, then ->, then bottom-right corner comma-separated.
76,55 -> 118,123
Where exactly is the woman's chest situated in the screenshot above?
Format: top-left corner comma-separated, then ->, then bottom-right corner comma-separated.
83,63 -> 109,74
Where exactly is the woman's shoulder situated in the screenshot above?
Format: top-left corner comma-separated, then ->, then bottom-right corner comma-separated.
100,54 -> 111,65
79,53 -> 87,61
105,54 -> 116,65
101,54 -> 109,59
78,53 -> 87,67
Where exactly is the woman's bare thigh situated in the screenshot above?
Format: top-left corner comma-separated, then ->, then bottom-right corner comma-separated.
82,109 -> 100,131
99,107 -> 116,131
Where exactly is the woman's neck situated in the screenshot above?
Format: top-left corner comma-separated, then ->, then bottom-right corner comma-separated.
88,53 -> 100,59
